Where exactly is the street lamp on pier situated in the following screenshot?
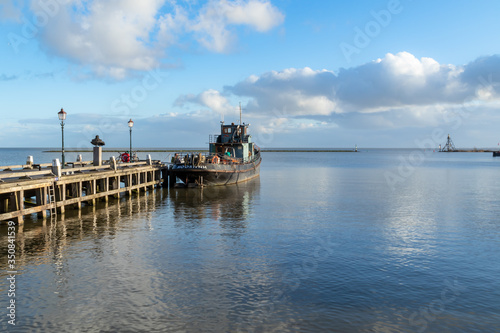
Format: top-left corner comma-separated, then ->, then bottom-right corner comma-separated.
128,119 -> 134,162
58,108 -> 67,168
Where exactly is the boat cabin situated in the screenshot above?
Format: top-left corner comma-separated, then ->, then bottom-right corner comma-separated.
209,122 -> 255,162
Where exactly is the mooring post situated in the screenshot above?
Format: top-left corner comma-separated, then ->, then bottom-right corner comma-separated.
110,156 -> 117,171
26,156 -> 33,169
52,159 -> 62,178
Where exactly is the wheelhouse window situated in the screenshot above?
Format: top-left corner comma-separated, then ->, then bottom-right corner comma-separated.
223,127 -> 232,134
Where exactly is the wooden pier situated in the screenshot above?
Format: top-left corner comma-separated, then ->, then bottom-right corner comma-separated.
0,155 -> 172,224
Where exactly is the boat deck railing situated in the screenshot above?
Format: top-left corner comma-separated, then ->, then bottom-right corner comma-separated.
171,150 -> 261,166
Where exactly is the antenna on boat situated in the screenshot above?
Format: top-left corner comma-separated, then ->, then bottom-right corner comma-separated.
239,102 -> 242,125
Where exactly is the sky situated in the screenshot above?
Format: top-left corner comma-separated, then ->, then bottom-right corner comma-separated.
1,0 -> 500,149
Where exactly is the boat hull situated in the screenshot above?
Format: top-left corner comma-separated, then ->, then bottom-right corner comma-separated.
170,157 -> 261,186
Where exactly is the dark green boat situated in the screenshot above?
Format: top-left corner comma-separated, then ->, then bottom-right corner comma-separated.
170,121 -> 261,186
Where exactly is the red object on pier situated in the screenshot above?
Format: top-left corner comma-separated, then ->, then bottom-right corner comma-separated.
121,153 -> 130,162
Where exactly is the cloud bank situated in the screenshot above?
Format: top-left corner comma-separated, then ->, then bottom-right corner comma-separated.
175,52 -> 500,139
180,52 -> 500,118
9,0 -> 284,78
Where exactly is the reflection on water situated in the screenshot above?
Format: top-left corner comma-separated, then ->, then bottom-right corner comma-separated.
1,151 -> 500,332
0,180 -> 263,332
0,189 -> 163,277
168,179 -> 259,233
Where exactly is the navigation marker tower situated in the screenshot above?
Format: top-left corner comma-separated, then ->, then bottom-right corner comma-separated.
441,134 -> 456,152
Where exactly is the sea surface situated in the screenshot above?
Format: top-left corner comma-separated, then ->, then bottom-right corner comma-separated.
1,148 -> 499,332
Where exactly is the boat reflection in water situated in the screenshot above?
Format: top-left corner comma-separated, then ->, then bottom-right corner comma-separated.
168,178 -> 260,233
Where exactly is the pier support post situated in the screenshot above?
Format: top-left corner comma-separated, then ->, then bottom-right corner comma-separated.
149,170 -> 155,190
90,179 -> 96,206
77,182 -> 82,209
162,168 -> 168,188
169,170 -> 175,188
8,193 -> 17,212
127,174 -> 132,196
2,198 -> 8,213
16,190 -> 24,225
113,176 -> 120,198
60,184 -> 66,214
102,178 -> 107,202
100,178 -> 109,202
36,187 -> 47,218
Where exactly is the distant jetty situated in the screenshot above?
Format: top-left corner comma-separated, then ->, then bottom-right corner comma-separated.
438,134 -> 497,152
440,149 -> 496,152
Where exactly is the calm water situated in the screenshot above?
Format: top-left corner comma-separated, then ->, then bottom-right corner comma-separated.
1,148 -> 500,332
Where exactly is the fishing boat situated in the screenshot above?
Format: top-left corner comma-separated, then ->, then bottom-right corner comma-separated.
169,120 -> 261,187
493,151 -> 500,157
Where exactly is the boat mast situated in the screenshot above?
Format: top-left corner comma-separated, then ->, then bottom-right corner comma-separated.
239,102 -> 242,125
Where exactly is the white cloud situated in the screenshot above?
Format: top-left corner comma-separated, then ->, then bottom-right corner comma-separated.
233,52 -> 500,116
225,0 -> 284,32
19,0 -> 284,78
30,0 -> 167,79
182,52 -> 500,132
190,0 -> 284,52
228,67 -> 338,116
175,89 -> 236,116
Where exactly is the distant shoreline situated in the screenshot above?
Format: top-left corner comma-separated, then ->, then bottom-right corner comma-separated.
42,148 -> 358,153
33,148 -> 500,153
40,148 -> 500,153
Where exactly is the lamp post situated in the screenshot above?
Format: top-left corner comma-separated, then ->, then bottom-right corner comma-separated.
128,119 -> 134,162
58,108 -> 67,168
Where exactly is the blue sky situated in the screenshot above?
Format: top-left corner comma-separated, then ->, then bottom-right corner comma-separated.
1,0 -> 500,148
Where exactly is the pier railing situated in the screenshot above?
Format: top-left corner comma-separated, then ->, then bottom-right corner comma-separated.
0,160 -> 157,182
